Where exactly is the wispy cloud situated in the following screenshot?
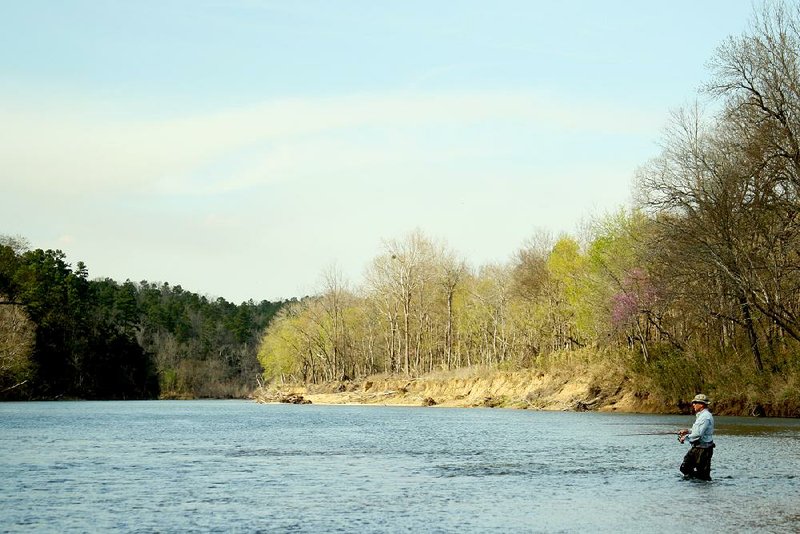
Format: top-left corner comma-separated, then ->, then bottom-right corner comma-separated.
1,90 -> 660,199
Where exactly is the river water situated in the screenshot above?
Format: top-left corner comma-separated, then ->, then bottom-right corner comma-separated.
1,400 -> 798,533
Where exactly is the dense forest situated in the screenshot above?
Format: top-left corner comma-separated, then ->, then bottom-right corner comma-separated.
0,236 -> 285,400
258,4 -> 800,411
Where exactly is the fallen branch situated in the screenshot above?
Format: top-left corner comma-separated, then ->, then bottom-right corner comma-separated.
1,380 -> 28,394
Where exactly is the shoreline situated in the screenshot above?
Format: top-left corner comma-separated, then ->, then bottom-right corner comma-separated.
253,365 -> 800,417
253,366 -> 682,414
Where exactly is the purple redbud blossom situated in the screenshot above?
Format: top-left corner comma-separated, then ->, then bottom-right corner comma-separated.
610,268 -> 659,329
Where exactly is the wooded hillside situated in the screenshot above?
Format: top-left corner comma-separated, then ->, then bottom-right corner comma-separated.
0,238 -> 285,400
258,4 -> 800,414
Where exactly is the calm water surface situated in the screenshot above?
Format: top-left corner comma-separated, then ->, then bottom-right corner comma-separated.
1,400 -> 799,533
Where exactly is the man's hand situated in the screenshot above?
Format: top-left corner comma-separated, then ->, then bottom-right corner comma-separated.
677,429 -> 689,443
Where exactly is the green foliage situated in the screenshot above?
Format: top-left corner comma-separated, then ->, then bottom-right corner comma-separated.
0,243 -> 158,399
257,308 -> 304,383
118,280 -> 284,398
628,346 -> 703,403
0,239 -> 286,400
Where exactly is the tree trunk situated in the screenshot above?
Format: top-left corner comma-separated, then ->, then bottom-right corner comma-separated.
739,295 -> 764,372
446,292 -> 453,370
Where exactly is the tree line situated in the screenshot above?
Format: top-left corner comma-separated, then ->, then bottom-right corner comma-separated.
258,3 -> 800,408
0,237 -> 285,400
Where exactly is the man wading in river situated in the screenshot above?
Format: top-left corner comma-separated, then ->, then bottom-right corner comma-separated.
677,394 -> 715,481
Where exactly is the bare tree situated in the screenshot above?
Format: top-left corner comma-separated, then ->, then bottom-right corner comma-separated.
437,249 -> 468,370
703,1 -> 800,346
380,231 -> 437,375
511,230 -> 554,303
0,299 -> 35,395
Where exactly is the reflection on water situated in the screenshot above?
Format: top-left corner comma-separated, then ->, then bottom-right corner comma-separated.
718,420 -> 800,437
1,401 -> 799,533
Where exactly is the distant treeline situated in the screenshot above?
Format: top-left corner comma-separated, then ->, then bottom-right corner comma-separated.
0,239 -> 285,400
258,3 -> 800,413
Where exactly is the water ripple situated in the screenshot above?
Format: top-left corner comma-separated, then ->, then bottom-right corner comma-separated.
1,401 -> 799,533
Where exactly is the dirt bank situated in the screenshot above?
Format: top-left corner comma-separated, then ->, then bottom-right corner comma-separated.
254,364 -> 682,414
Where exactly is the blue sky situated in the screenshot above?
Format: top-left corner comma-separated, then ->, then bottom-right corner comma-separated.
1,1 -> 757,302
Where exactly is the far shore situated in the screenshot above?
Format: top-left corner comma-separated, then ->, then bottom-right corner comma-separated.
253,365 -> 799,417
253,366 -> 684,415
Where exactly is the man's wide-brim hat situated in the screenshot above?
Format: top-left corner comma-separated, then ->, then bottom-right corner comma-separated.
691,393 -> 710,405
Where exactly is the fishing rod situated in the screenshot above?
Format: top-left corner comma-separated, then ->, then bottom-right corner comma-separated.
623,430 -> 681,436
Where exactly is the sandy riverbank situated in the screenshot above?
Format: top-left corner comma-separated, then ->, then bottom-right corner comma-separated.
253,363 -> 681,414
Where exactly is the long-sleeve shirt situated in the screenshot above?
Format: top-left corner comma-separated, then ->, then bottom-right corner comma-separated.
685,408 -> 714,448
